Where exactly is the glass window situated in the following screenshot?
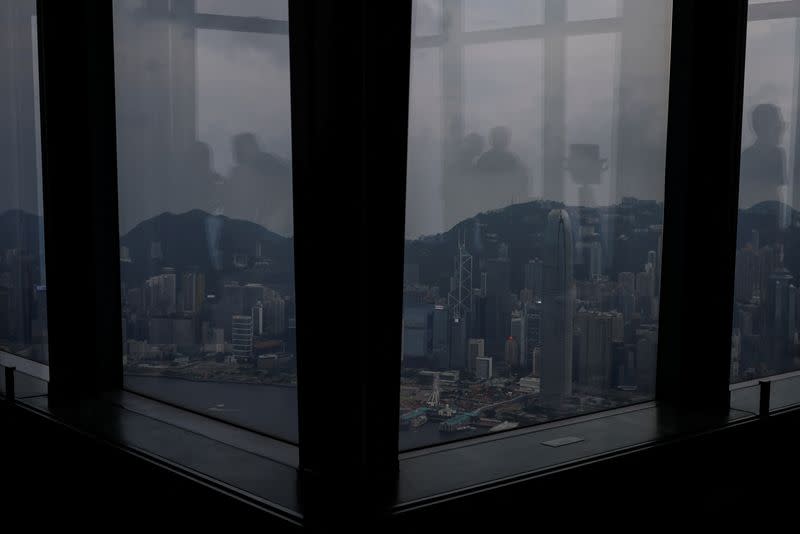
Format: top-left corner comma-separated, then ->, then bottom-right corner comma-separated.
414,0 -> 443,37
0,1 -> 48,365
567,0 -> 620,22
195,0 -> 288,20
464,0 -> 544,32
402,0 -> 672,449
731,3 -> 800,383
113,0 -> 297,442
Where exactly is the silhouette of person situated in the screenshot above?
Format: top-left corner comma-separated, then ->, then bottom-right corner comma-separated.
443,132 -> 485,229
474,126 -> 528,211
228,133 -> 293,235
740,104 -> 788,219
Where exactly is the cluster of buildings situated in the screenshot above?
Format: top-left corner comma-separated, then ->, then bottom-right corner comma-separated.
0,247 -> 48,361
121,244 -> 295,372
732,229 -> 800,380
402,203 -> 663,420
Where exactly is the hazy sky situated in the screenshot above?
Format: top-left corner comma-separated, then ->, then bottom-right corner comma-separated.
405,0 -> 667,237
3,0 -> 800,238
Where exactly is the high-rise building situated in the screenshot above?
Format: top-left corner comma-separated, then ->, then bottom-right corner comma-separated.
402,304 -> 430,362
574,310 -> 616,394
173,317 -> 194,347
636,269 -> 655,299
243,284 -> 265,312
264,293 -> 287,336
541,209 -> 575,403
524,258 -> 544,297
531,345 -> 542,377
735,246 -> 760,303
148,317 -> 173,345
655,226 -> 664,296
765,268 -> 794,372
504,336 -> 520,368
635,326 -> 658,394
525,302 -> 542,371
476,356 -> 493,380
589,240 -> 603,280
449,316 -> 468,370
232,314 -> 254,361
252,302 -> 264,336
485,257 -> 512,356
432,305 -> 449,369
144,269 -> 176,316
731,328 -> 741,382
181,271 -> 205,314
467,338 -> 485,372
510,310 -> 526,367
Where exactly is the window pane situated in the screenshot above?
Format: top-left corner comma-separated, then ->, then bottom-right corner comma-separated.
567,0 -> 620,22
195,0 -> 288,20
402,1 -> 672,449
414,0 -> 443,37
113,0 -> 297,442
731,11 -> 800,383
465,0 -> 544,32
0,1 -> 48,365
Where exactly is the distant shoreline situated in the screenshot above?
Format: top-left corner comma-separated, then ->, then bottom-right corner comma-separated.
124,371 -> 297,389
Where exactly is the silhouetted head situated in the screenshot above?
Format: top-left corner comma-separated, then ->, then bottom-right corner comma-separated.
489,126 -> 511,151
751,104 -> 785,146
233,132 -> 261,165
462,133 -> 485,159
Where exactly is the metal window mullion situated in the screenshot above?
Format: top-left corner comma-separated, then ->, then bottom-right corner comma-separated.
543,0 -> 567,202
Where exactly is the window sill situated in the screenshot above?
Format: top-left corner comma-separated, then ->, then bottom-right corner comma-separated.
394,401 -> 755,510
11,391 -> 302,524
7,370 -> 800,525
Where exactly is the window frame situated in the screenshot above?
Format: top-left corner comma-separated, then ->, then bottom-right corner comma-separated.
8,0 -> 788,528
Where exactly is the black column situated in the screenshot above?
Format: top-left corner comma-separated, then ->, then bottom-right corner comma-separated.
37,1 -> 122,401
290,0 -> 411,527
657,0 -> 749,415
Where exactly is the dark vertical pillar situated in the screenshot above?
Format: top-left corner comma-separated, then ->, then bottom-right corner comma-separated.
37,1 -> 123,400
657,0 -> 749,415
290,0 -> 411,527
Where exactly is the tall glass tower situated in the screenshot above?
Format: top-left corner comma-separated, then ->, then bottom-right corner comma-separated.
541,209 -> 575,403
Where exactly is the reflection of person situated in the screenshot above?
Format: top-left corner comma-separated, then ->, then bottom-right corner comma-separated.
475,126 -> 528,211
740,104 -> 789,225
443,133 -> 485,229
228,133 -> 293,234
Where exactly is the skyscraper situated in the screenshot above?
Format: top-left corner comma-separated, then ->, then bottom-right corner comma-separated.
475,357 -> 493,380
524,258 -> 544,298
765,268 -> 794,372
485,257 -> 512,356
467,338 -> 485,372
181,271 -> 205,314
232,314 -> 254,362
541,209 -> 574,403
504,336 -> 520,368
574,310 -> 617,394
525,301 -> 542,372
510,310 -> 526,367
432,305 -> 449,369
